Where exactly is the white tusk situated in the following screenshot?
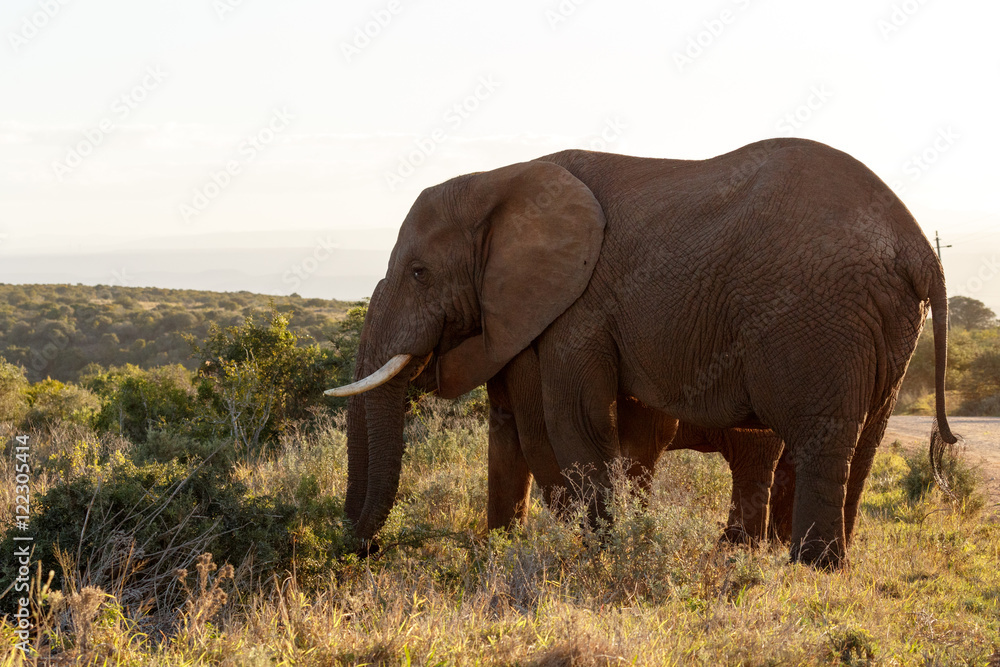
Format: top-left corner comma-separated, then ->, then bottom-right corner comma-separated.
324,354 -> 412,397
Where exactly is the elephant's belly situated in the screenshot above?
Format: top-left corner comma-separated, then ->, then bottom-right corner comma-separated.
618,358 -> 758,430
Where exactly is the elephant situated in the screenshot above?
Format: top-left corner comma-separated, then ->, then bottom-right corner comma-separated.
432,338 -> 792,542
330,137 -> 956,568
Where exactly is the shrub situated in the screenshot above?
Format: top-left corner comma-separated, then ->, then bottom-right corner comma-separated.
0,358 -> 28,424
901,444 -> 984,512
827,626 -> 878,666
897,318 -> 1000,415
957,393 -> 1000,416
84,364 -> 198,443
324,300 -> 368,407
960,348 -> 1000,400
190,309 -> 337,451
24,378 -> 100,428
0,437 -> 350,614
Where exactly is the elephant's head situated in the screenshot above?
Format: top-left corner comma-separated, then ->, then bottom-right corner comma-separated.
327,159 -> 606,545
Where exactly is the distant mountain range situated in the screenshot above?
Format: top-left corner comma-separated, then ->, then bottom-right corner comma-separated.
1,229 -> 396,300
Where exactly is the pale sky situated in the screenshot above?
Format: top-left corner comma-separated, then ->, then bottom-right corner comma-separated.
1,0 -> 999,309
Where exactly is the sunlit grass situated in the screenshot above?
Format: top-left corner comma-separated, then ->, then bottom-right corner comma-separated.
2,401 -> 999,665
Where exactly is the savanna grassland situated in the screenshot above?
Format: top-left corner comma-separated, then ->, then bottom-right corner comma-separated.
0,287 -> 999,665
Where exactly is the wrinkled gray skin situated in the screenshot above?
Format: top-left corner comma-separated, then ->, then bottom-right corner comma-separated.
483,343 -> 792,543
343,138 -> 956,568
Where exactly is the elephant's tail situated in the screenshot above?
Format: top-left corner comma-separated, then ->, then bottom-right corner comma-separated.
927,256 -> 959,496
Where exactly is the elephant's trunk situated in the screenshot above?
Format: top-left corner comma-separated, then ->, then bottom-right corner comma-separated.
353,371 -> 409,542
341,278 -> 435,544
344,334 -> 370,525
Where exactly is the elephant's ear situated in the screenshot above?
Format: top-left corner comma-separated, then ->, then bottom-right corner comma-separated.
478,160 -> 606,365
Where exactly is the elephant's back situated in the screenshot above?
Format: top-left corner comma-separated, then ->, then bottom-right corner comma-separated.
544,141 -> 931,425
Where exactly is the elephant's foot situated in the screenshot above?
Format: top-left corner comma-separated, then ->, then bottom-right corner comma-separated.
719,526 -> 753,545
348,537 -> 381,560
789,536 -> 845,570
723,499 -> 769,546
719,524 -> 760,546
767,523 -> 792,544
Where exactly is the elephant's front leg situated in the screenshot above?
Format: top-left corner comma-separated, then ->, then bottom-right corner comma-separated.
617,397 -> 678,496
538,332 -> 621,523
486,380 -> 533,530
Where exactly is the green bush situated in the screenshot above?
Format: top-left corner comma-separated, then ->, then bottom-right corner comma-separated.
24,378 -> 100,428
190,309 -> 337,451
956,393 -> 1000,417
84,364 -> 198,443
0,433 -> 350,613
0,284 -> 350,383
958,348 -> 1000,410
0,358 -> 28,424
901,445 -> 984,512
322,300 -> 369,409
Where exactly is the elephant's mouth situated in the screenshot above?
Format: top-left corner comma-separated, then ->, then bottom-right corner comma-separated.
408,352 -> 433,381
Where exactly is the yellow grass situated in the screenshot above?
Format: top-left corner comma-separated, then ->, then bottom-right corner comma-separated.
2,398 -> 999,665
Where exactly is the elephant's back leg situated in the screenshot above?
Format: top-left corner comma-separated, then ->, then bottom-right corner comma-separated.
767,447 -> 796,542
767,413 -> 864,567
843,396 -> 897,545
721,428 -> 784,544
747,353 -> 875,566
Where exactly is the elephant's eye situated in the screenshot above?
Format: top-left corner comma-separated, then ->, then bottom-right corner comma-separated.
411,266 -> 427,282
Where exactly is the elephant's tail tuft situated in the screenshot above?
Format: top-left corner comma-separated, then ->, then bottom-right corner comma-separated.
930,419 -> 963,500
927,253 -> 959,496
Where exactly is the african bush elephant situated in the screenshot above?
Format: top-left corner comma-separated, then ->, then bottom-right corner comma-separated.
449,339 -> 792,542
330,138 -> 956,568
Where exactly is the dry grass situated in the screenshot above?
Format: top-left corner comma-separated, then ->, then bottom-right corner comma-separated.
2,401 -> 999,665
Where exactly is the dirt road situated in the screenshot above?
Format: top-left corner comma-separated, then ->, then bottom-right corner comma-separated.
884,416 -> 1000,509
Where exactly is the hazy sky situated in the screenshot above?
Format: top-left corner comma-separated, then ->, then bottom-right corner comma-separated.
2,0 -> 999,307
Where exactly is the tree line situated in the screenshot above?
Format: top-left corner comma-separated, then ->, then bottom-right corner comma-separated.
0,283 -> 350,383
